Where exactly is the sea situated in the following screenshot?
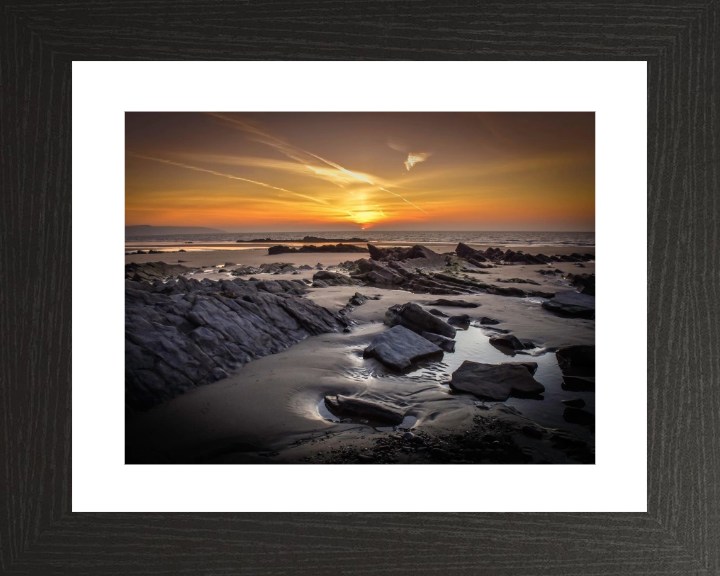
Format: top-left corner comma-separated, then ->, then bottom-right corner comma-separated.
125,230 -> 594,250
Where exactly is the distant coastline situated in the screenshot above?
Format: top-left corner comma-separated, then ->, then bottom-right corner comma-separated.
125,225 -> 227,236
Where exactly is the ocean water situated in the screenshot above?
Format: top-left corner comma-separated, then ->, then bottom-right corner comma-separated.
126,230 -> 595,248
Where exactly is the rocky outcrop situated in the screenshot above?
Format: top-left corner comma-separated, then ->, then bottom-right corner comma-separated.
348,258 -> 553,298
426,299 -> 479,308
324,394 -> 405,425
125,261 -> 194,282
386,302 -> 456,338
449,361 -> 545,401
565,272 -> 595,296
542,291 -> 595,318
229,262 -> 297,276
312,270 -> 361,287
455,243 -> 594,265
363,325 -> 443,371
367,243 -> 445,267
125,275 -> 346,410
268,243 -> 367,255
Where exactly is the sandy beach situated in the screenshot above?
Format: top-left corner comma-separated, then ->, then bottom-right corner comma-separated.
125,241 -> 595,464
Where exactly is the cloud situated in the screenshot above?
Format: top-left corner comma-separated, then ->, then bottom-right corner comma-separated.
388,139 -> 432,171
207,113 -> 427,215
126,152 -> 329,206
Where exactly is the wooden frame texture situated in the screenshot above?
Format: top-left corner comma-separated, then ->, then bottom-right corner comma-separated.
1,1 -> 718,574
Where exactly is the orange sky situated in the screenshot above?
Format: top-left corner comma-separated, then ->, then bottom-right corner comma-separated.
125,112 -> 595,232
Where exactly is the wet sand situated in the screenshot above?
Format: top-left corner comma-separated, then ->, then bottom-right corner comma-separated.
125,243 -> 595,464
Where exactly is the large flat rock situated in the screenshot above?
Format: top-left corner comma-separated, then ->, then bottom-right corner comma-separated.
542,290 -> 596,319
364,325 -> 443,371
449,361 -> 545,401
324,394 -> 405,425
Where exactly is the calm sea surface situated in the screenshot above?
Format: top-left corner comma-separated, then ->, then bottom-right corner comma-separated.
126,230 -> 594,248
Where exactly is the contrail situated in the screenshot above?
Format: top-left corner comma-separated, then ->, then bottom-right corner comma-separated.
208,113 -> 428,215
126,152 -> 329,206
303,150 -> 429,214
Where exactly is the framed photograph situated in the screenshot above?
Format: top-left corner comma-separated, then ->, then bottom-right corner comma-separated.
4,3 -> 717,574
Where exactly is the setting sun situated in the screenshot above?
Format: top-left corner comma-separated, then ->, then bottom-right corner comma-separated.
125,112 -> 594,232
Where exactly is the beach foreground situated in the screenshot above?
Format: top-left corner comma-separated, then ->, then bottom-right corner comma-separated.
125,241 -> 595,464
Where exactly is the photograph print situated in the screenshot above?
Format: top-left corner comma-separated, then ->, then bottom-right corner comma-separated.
125,112 -> 595,464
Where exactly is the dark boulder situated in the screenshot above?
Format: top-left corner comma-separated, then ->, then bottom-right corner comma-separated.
556,345 -> 595,371
489,334 -> 525,351
542,291 -> 595,319
364,325 -> 444,371
385,302 -> 456,338
449,361 -> 545,401
324,394 -> 405,426
447,314 -> 471,327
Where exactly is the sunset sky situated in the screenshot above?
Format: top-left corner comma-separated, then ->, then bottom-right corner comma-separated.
125,112 -> 594,232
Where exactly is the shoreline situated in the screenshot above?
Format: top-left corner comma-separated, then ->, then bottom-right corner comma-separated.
125,241 -> 595,464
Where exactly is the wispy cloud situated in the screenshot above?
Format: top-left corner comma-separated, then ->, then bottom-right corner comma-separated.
207,113 -> 427,215
388,139 -> 433,171
126,152 -> 329,206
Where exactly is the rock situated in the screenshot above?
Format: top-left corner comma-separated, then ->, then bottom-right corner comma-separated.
489,334 -> 525,351
497,277 -> 541,286
428,309 -> 449,317
542,291 -> 595,318
315,263 -> 324,270
421,331 -> 456,352
522,425 -> 544,439
298,264 -> 312,270
368,243 -> 442,263
269,243 -> 367,255
479,317 -> 500,325
385,302 -> 456,338
562,398 -> 586,408
500,361 -> 538,375
563,407 -> 595,426
312,270 -> 359,286
230,265 -> 262,276
426,299 -> 479,308
364,325 -> 443,371
556,345 -> 595,371
447,314 -> 471,327
324,394 -> 405,426
562,375 -> 595,391
449,361 -> 545,401
349,292 -> 368,306
125,275 -> 345,410
125,261 -> 193,282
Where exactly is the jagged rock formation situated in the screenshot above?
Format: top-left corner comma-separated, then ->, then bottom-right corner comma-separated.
125,269 -> 346,410
565,272 -> 595,295
268,243 -> 367,255
125,261 -> 194,282
456,242 -> 594,265
346,257 -> 554,298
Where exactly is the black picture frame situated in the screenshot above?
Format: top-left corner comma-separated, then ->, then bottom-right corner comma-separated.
2,2 -> 717,574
